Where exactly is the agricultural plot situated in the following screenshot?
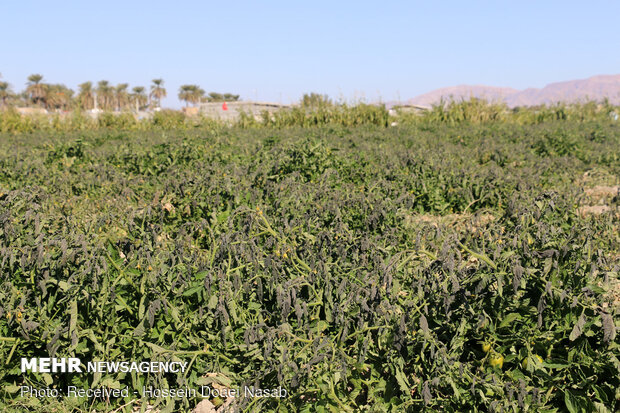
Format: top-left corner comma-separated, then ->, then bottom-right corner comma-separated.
0,120 -> 618,412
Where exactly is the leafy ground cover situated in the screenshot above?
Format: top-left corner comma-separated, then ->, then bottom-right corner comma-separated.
0,120 -> 618,412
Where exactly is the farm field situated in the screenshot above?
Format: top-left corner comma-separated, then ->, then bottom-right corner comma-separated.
0,118 -> 619,412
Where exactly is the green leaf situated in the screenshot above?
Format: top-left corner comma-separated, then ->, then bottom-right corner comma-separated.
543,362 -> 570,369
91,370 -> 102,388
195,271 -> 208,281
216,210 -> 230,224
207,294 -> 218,309
133,321 -> 146,337
570,314 -> 586,341
564,390 -> 589,413
57,280 -> 70,291
593,402 -> 611,413
499,312 -> 521,329
182,284 -> 203,297
394,367 -> 410,393
4,385 -> 21,393
447,377 -> 461,398
144,342 -> 168,354
564,390 -> 578,413
42,373 -> 53,386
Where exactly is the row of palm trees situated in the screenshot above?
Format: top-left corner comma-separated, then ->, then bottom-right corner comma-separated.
75,80 -> 164,112
0,74 -> 242,112
177,85 -> 241,107
0,74 -> 167,112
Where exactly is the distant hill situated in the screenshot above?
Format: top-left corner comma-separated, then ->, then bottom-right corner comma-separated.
407,85 -> 518,108
406,74 -> 620,108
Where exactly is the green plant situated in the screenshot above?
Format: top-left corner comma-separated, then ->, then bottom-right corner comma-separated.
0,116 -> 618,412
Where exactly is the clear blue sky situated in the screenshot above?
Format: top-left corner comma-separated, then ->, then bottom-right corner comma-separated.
1,1 -> 619,107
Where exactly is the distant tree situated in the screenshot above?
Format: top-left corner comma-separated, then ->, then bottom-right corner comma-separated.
131,86 -> 147,112
115,83 -> 129,111
204,92 -> 240,102
207,92 -> 224,102
178,85 -> 194,107
0,81 -> 11,108
77,82 -> 95,110
97,80 -> 113,111
179,85 -> 205,106
192,86 -> 206,106
26,74 -> 47,106
45,84 -> 74,111
300,93 -> 332,109
150,79 -> 166,110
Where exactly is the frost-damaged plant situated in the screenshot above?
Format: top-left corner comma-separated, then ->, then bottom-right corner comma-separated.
0,121 -> 618,412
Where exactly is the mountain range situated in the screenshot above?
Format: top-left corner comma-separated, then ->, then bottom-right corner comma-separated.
405,74 -> 620,108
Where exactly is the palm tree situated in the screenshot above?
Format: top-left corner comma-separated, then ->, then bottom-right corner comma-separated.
206,92 -> 240,102
46,84 -> 74,111
77,82 -> 95,110
97,80 -> 113,111
0,81 -> 10,109
131,86 -> 147,112
178,85 -> 194,107
115,83 -> 129,111
192,86 -> 206,105
179,85 -> 206,107
150,78 -> 166,110
26,74 -> 47,107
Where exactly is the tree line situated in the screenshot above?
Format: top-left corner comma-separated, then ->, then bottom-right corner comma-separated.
0,74 -> 240,112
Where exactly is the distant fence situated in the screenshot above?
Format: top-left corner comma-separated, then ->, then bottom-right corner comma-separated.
15,107 -> 49,115
188,101 -> 290,121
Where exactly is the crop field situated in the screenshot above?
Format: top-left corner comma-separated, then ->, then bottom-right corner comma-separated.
0,115 -> 619,412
